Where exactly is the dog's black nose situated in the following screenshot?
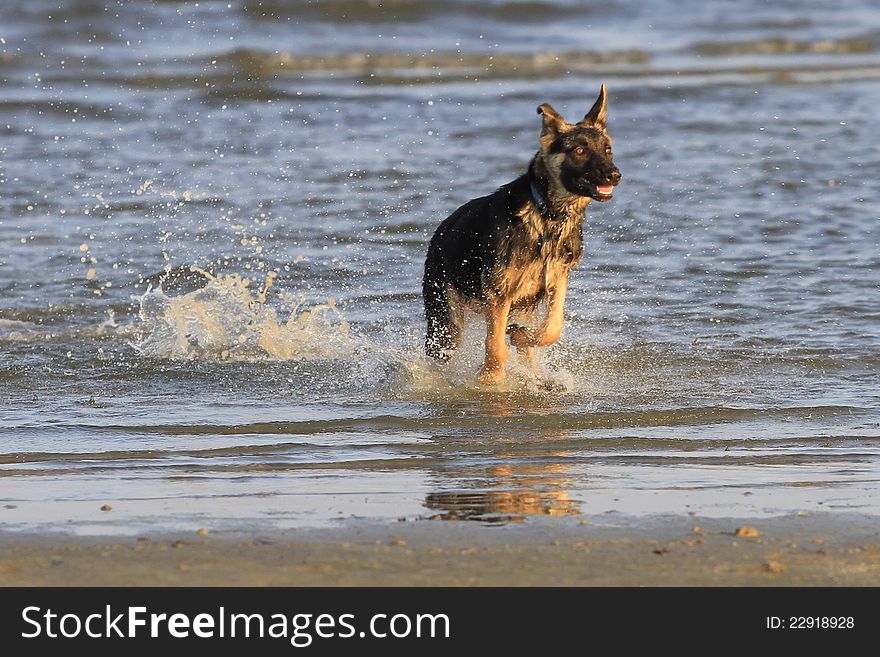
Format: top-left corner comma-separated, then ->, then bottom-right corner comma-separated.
606,170 -> 621,185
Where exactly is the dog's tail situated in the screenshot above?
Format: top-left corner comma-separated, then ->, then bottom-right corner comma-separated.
423,247 -> 456,361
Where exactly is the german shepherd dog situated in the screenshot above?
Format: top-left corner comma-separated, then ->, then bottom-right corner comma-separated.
423,85 -> 621,385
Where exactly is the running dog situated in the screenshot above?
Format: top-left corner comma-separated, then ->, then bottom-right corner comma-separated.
422,85 -> 621,384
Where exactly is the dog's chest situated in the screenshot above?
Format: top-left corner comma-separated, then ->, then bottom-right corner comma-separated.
492,203 -> 584,304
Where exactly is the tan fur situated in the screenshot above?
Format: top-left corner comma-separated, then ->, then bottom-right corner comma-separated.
489,156 -> 586,306
491,204 -> 582,304
538,116 -> 574,151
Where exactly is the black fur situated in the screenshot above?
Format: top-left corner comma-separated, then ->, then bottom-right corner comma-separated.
423,173 -> 533,359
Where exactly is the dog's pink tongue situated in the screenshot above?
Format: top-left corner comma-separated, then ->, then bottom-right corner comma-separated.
596,185 -> 613,194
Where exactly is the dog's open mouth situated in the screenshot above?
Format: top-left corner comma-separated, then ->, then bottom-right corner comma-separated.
571,175 -> 617,200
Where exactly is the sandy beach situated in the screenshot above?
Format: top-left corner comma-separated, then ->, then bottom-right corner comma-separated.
2,513 -> 877,587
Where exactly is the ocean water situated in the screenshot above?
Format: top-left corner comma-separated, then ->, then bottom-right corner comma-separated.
1,0 -> 878,534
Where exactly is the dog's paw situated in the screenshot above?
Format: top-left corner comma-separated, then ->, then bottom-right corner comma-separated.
506,324 -> 532,349
534,375 -> 566,393
476,365 -> 507,386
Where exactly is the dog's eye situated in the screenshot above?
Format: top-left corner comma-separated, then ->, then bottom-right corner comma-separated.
605,146 -> 612,155
573,146 -> 585,156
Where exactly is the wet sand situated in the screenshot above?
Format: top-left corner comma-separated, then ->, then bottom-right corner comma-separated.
1,513 -> 877,586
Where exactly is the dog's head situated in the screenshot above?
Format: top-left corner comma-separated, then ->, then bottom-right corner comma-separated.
536,85 -> 621,202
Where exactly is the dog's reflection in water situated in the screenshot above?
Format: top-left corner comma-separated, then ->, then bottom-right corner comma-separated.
424,455 -> 580,523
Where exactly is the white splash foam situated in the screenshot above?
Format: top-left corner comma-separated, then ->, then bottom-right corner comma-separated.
377,315 -> 579,399
119,266 -> 581,396
0,318 -> 40,343
131,268 -> 353,361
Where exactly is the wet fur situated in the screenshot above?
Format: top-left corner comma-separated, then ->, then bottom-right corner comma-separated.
423,86 -> 621,384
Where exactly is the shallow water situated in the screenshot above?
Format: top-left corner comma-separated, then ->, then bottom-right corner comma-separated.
1,0 -> 878,535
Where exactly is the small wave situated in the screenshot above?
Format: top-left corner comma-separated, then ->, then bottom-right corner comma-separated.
0,99 -> 121,120
242,0 -> 585,23
60,45 -> 880,95
212,47 -> 650,79
691,33 -> 880,56
52,404 -> 863,437
131,267 -> 354,361
0,318 -> 41,343
199,47 -> 880,89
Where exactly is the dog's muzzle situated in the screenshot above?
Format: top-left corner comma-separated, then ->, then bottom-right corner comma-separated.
593,168 -> 621,199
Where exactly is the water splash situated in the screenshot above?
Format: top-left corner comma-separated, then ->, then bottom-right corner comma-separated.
131,268 -> 353,361
378,314 -> 581,400
125,267 -> 579,398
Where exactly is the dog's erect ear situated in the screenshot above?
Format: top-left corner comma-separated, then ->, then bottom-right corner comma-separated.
580,84 -> 608,129
537,103 -> 567,148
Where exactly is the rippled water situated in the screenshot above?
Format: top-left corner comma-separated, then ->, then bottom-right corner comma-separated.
1,0 -> 878,534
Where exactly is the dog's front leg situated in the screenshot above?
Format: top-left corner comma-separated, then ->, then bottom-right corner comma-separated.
477,299 -> 512,385
508,273 -> 569,350
507,315 -> 537,367
536,272 -> 568,347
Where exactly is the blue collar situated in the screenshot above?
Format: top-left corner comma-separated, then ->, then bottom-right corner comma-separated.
530,178 -> 588,222
529,178 -> 551,216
